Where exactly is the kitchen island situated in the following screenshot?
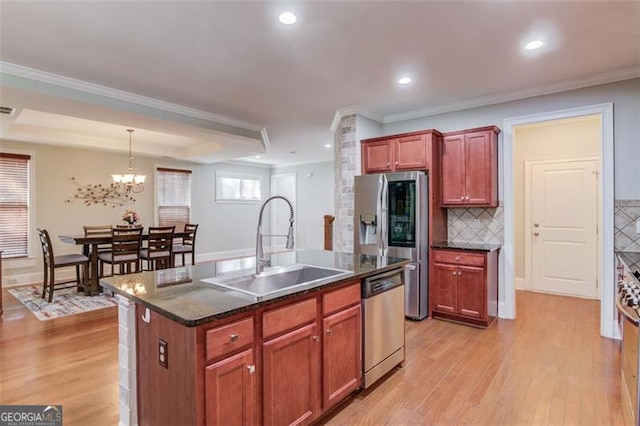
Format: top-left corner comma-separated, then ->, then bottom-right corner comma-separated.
101,250 -> 408,426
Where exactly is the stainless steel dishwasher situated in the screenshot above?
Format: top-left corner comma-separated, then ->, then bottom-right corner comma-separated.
362,266 -> 406,388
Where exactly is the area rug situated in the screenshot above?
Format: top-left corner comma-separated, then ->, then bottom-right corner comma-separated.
8,285 -> 118,321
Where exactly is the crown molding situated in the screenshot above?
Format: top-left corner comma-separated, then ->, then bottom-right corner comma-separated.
383,66 -> 640,123
329,105 -> 383,133
0,61 -> 265,134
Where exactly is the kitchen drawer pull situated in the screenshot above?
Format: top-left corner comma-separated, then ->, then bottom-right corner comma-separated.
229,333 -> 239,342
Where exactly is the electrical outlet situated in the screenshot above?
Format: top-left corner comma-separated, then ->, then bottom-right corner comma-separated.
159,339 -> 168,369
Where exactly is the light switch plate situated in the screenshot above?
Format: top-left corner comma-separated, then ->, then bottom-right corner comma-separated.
636,219 -> 640,234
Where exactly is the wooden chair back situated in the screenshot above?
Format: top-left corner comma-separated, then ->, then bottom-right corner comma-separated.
111,227 -> 143,262
146,226 -> 175,255
182,223 -> 198,247
83,225 -> 112,235
37,228 -> 54,269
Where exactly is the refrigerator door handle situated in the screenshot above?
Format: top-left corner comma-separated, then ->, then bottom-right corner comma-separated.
381,174 -> 389,256
376,174 -> 384,255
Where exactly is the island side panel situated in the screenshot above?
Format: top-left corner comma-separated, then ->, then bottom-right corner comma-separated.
136,304 -> 198,425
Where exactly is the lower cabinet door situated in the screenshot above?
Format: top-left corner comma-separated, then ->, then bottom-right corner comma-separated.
205,348 -> 256,426
432,263 -> 457,314
456,265 -> 486,319
322,304 -> 362,409
262,323 -> 320,426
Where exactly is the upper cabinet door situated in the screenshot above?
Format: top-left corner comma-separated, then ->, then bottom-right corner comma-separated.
464,131 -> 495,206
394,134 -> 428,170
362,139 -> 393,173
442,134 -> 466,205
442,126 -> 499,207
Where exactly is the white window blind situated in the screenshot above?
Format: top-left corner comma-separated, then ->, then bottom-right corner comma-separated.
216,173 -> 262,202
157,167 -> 191,230
0,153 -> 30,258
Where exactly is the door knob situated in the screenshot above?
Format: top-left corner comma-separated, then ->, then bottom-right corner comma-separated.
534,223 -> 539,228
534,232 -> 540,236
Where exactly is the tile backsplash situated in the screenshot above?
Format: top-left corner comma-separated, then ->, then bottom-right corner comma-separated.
447,205 -> 504,245
615,200 -> 640,253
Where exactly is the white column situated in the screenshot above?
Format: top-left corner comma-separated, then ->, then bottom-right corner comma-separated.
116,295 -> 138,426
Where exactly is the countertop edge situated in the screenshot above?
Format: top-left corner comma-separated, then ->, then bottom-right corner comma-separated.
103,260 -> 410,327
431,242 -> 502,253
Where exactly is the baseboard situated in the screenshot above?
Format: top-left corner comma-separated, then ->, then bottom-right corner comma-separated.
2,270 -> 81,288
498,301 -> 515,320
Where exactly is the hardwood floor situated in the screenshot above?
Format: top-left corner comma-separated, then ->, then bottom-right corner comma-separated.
0,288 -> 624,425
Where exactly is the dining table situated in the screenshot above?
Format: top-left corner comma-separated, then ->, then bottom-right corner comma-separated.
59,230 -> 190,295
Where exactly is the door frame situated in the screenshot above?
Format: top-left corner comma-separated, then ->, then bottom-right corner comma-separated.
524,156 -> 601,296
502,102 -> 616,339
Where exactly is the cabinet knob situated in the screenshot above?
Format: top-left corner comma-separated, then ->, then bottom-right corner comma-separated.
452,271 -> 457,276
387,162 -> 390,166
247,365 -> 256,374
395,161 -> 399,165
229,333 -> 239,342
456,256 -> 460,261
460,196 -> 464,201
312,335 -> 319,341
326,329 -> 332,335
465,196 -> 470,201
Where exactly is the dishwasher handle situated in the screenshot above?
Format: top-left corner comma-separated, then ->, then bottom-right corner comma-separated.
362,267 -> 404,298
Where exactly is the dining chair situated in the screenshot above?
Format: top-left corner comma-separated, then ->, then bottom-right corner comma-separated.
141,226 -> 175,271
98,227 -> 143,276
84,224 -> 113,276
37,228 -> 90,302
173,223 -> 198,266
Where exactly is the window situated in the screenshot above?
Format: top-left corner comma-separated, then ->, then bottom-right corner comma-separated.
216,172 -> 262,202
0,153 -> 30,258
157,167 -> 192,230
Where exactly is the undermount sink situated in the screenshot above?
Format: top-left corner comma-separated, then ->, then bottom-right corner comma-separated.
202,264 -> 351,299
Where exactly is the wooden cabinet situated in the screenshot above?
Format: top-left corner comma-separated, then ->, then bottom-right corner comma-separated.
442,126 -> 500,207
431,249 -> 499,328
361,132 -> 437,174
205,349 -> 256,426
135,280 -> 363,426
0,251 -> 3,317
321,284 -> 361,410
263,322 -> 320,426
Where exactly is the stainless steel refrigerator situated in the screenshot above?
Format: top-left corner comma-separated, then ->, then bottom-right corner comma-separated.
354,171 -> 429,320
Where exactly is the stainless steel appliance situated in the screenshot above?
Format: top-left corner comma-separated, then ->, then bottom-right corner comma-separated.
361,267 -> 405,388
354,171 -> 429,319
616,252 -> 640,425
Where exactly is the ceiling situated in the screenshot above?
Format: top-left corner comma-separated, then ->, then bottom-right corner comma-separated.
1,1 -> 639,166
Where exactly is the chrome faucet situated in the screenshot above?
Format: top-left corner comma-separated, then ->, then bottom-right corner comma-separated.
255,195 -> 295,274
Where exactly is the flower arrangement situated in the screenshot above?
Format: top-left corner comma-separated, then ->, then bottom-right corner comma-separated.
122,209 -> 140,225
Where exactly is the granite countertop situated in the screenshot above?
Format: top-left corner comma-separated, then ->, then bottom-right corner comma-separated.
431,241 -> 502,252
100,249 -> 409,327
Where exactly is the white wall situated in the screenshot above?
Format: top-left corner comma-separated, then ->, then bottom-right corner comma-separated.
382,78 -> 640,200
271,161 -> 334,250
191,161 -> 271,254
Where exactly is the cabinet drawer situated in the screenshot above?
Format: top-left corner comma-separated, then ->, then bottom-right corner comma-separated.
323,283 -> 361,316
206,317 -> 254,361
263,298 -> 317,339
433,250 -> 485,267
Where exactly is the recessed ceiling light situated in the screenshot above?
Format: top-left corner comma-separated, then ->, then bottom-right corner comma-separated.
324,144 -> 331,148
398,77 -> 412,85
279,12 -> 297,25
525,40 -> 544,50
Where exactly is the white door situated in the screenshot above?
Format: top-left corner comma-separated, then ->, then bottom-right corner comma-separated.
270,173 -> 296,250
530,159 -> 598,298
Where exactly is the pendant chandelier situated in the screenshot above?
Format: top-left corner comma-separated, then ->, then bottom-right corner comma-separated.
112,129 -> 146,193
